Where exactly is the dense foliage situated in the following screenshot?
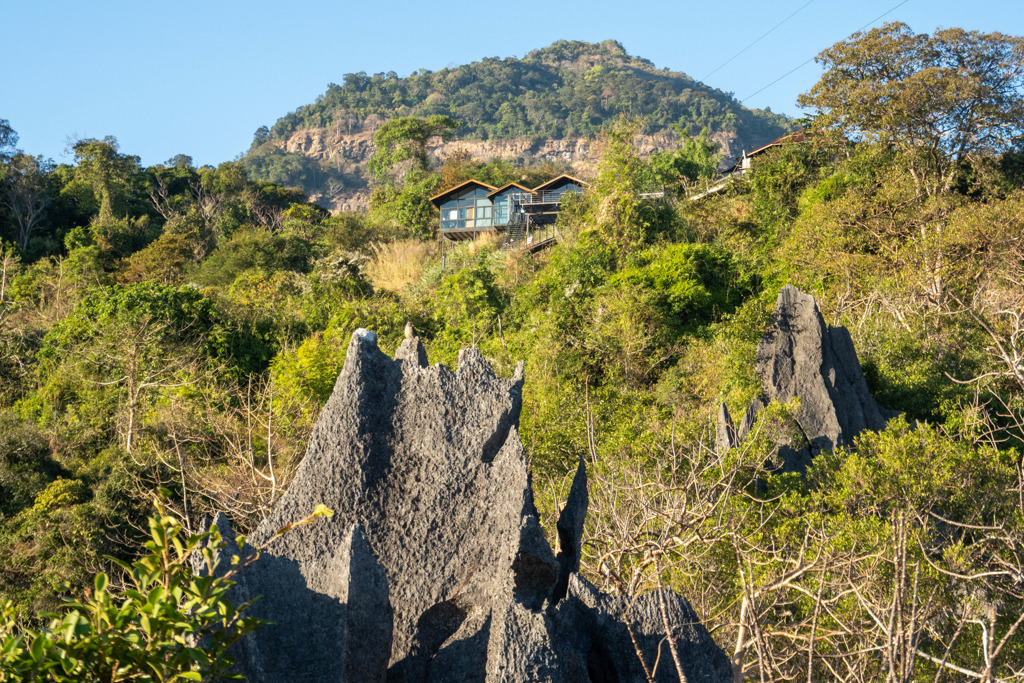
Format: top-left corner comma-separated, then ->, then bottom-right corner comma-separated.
238,40 -> 794,201
2,23 -> 1024,682
261,40 -> 792,143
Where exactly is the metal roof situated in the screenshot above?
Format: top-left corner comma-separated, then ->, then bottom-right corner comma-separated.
724,131 -> 808,173
486,182 -> 535,198
530,174 -> 588,193
428,179 -> 498,206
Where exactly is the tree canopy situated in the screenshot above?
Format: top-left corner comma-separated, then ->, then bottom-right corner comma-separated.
799,22 -> 1024,195
368,115 -> 459,181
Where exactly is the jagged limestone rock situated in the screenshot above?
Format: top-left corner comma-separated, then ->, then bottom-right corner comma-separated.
553,457 -> 588,603
203,331 -> 731,683
553,575 -> 733,683
755,285 -> 897,466
736,396 -> 766,444
716,402 -> 737,455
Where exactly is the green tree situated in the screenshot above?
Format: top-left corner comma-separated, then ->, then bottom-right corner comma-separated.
38,283 -> 218,453
649,129 -> 721,196
368,115 -> 459,181
590,116 -> 654,251
70,137 -> 145,218
0,120 -> 18,162
2,154 -> 53,250
799,23 -> 1024,195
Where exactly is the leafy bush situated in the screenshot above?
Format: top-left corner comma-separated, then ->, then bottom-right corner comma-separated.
189,228 -> 322,287
612,243 -> 744,325
0,501 -> 260,681
32,478 -> 89,513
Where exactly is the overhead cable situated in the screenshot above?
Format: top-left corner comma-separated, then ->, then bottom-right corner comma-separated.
740,0 -> 912,103
700,0 -> 815,83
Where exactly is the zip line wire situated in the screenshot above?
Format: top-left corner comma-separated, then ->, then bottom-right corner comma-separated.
740,0 -> 912,103
700,0 -> 815,83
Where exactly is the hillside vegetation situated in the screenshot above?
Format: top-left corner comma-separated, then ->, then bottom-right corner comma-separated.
2,23 -> 1024,682
240,39 -> 794,202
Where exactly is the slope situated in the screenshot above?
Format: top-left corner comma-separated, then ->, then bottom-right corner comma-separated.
241,39 -> 795,210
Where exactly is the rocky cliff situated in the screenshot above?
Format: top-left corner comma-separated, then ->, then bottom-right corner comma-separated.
274,126 -> 744,212
198,330 -> 732,683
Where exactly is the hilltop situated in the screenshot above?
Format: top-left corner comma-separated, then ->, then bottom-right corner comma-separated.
241,40 -> 795,209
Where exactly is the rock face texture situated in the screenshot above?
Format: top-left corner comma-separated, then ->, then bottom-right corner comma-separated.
746,285 -> 897,468
273,124 -> 747,212
202,330 -> 731,683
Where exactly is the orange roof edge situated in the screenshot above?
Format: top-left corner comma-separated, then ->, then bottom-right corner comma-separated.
486,182 -> 535,198
530,174 -> 588,193
742,130 -> 808,158
429,179 -> 498,204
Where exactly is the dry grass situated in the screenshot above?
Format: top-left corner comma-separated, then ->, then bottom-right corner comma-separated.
446,230 -> 503,259
366,239 -> 436,292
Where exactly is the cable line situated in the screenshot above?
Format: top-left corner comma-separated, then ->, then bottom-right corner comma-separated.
699,0 -> 815,83
740,0 -> 912,103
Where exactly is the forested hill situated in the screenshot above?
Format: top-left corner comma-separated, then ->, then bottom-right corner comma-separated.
265,40 -> 790,141
242,40 -> 795,209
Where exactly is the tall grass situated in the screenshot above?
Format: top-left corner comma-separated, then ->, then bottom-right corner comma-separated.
366,240 -> 436,292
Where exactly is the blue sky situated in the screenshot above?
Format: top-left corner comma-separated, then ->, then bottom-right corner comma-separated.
3,0 -> 1023,168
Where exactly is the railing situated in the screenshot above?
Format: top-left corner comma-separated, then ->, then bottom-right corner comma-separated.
507,189 -> 583,206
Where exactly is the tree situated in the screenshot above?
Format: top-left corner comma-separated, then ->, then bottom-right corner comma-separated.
799,23 -> 1024,195
2,154 -> 53,249
0,119 -> 18,162
649,129 -> 721,196
590,115 -> 653,251
367,115 -> 459,181
163,154 -> 194,169
39,283 -> 218,454
70,136 -> 144,218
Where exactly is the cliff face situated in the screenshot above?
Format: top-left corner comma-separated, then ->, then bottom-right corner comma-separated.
274,126 -> 745,212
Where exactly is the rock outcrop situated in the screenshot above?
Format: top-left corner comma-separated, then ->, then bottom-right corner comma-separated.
200,330 -> 731,683
274,126 -> 742,212
732,285 -> 897,469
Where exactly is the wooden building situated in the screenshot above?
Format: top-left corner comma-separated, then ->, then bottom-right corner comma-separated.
430,175 -> 587,246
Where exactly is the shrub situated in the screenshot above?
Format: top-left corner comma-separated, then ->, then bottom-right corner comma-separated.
32,478 -> 89,513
